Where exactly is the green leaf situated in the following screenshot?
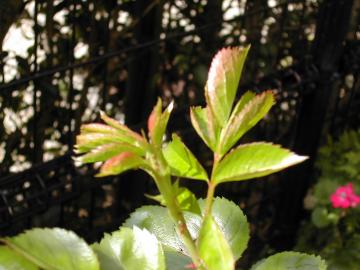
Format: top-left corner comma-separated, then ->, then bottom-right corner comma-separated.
76,114 -> 147,154
219,91 -> 275,155
124,197 -> 248,261
175,185 -> 201,215
147,99 -> 163,145
213,143 -> 308,184
0,246 -> 39,270
80,123 -> 120,135
3,228 -> 99,270
163,134 -> 208,181
100,111 -> 146,145
190,106 -> 219,151
250,252 -> 327,270
311,207 -> 338,228
92,227 -> 165,270
163,247 -> 192,270
197,215 -> 234,270
313,180 -> 339,204
198,197 -> 249,260
75,133 -> 134,154
146,181 -> 201,215
148,99 -> 173,146
205,46 -> 250,127
230,91 -> 256,116
75,142 -> 144,164
123,206 -> 201,255
96,152 -> 147,177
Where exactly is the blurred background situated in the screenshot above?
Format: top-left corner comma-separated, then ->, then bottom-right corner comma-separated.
0,0 -> 359,268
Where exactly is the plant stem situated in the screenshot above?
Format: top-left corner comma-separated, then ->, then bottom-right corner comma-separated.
204,181 -> 216,217
152,146 -> 204,269
155,173 -> 205,269
204,153 -> 220,217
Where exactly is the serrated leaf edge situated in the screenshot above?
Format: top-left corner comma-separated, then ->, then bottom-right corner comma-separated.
219,91 -> 275,155
251,251 -> 327,270
214,142 -> 308,183
2,228 -> 99,270
164,134 -> 208,181
205,46 -> 250,127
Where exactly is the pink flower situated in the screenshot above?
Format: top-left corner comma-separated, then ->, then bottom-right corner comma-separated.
330,183 -> 360,209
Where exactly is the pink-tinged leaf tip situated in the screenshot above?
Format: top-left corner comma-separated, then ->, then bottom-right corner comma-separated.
147,109 -> 157,134
147,98 -> 162,135
205,46 -> 250,126
100,152 -> 135,172
207,46 -> 248,93
185,263 -> 197,269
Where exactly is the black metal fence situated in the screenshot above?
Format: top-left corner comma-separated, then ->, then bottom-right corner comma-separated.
0,0 -> 359,262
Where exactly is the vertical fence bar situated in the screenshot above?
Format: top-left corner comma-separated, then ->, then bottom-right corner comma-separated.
0,54 -> 4,83
59,0 -> 77,229
101,14 -> 111,111
274,2 -> 289,66
298,0 -> 307,40
67,0 -> 76,149
343,71 -> 360,129
32,0 -> 39,163
342,10 -> 360,130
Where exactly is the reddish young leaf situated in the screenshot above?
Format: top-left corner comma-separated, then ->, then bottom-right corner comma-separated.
205,46 -> 250,127
147,110 -> 157,136
148,98 -> 163,144
97,152 -> 147,177
75,142 -> 144,164
147,99 -> 174,146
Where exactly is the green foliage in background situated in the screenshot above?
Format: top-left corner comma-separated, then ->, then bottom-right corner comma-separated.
296,129 -> 360,270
